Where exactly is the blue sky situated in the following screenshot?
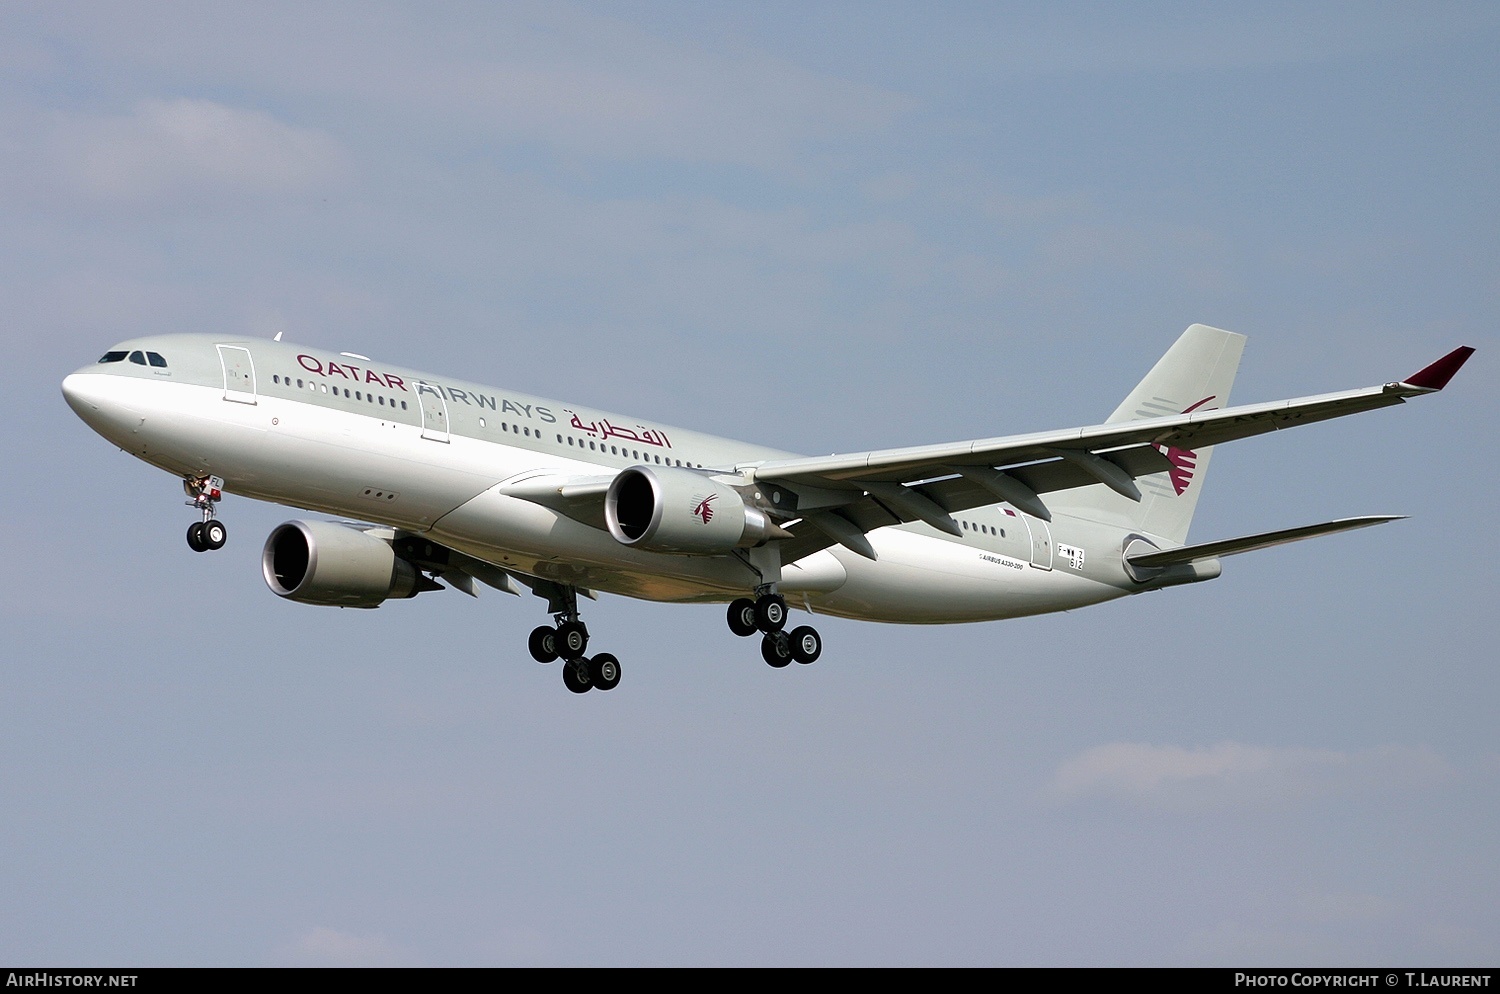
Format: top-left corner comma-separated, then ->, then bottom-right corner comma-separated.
2,1 -> 1496,965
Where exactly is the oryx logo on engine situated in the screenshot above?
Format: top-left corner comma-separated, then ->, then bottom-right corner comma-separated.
691,494 -> 716,524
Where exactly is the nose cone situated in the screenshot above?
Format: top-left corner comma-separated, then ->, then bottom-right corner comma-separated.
62,370 -> 143,442
61,371 -> 103,419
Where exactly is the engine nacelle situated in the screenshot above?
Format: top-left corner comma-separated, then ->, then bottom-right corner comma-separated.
262,520 -> 422,608
605,466 -> 781,554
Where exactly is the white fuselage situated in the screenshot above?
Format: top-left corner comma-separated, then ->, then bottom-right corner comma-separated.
62,335 -> 1145,624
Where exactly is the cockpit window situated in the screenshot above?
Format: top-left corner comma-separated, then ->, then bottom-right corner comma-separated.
128,351 -> 147,365
98,351 -> 128,363
147,352 -> 167,367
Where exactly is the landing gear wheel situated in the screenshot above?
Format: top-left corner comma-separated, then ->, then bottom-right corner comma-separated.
201,519 -> 227,550
556,621 -> 589,660
186,522 -> 207,552
761,632 -> 793,668
528,626 -> 560,663
754,594 -> 787,633
727,598 -> 759,637
590,653 -> 621,691
562,658 -> 593,694
788,626 -> 822,664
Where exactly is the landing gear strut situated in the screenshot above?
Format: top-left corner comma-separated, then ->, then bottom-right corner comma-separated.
728,589 -> 822,669
183,475 -> 227,552
526,582 -> 620,693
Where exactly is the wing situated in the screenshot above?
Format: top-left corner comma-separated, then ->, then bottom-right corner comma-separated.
752,346 -> 1473,563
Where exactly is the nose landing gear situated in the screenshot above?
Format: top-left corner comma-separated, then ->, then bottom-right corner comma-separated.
186,518 -> 227,552
183,475 -> 227,552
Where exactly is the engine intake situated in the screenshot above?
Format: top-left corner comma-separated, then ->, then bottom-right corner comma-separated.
605,466 -> 783,554
262,520 -> 422,608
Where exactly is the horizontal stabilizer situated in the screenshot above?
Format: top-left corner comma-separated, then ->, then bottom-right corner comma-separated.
1126,515 -> 1404,569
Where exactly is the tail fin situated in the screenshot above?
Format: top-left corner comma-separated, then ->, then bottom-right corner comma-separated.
1051,324 -> 1245,544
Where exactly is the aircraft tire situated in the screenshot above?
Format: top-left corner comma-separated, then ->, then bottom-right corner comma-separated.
761,632 -> 793,668
528,626 -> 559,663
186,522 -> 207,552
727,599 -> 759,637
562,659 -> 592,694
754,594 -> 787,633
788,626 -> 822,664
202,519 -> 227,550
556,621 -> 589,660
590,653 -> 621,691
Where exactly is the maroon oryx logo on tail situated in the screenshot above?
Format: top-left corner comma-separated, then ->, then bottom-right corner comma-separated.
1156,396 -> 1217,495
692,494 -> 717,524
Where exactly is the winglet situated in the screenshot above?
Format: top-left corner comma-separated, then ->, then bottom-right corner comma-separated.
1404,346 -> 1475,390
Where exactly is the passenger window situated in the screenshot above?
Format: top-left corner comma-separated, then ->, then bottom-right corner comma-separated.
98,351 -> 128,363
128,351 -> 146,365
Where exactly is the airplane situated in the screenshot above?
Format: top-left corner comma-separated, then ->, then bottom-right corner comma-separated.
61,325 -> 1472,694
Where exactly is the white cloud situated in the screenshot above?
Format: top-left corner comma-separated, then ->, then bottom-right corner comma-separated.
420,15 -> 913,175
281,926 -> 414,967
1180,919 -> 1324,964
18,4 -> 910,173
473,926 -> 554,966
945,5 -> 1490,79
1292,890 -> 1396,926
1052,741 -> 1455,809
52,98 -> 345,201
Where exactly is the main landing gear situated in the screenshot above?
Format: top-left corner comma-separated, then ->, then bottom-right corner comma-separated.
726,590 -> 822,668
519,580 -> 816,695
526,584 -> 621,694
183,475 -> 227,553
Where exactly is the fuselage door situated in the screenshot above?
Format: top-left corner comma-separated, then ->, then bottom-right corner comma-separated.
1020,512 -> 1053,570
417,382 -> 450,442
217,345 -> 257,405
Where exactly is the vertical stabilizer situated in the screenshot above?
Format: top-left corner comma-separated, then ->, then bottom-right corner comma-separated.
1052,324 -> 1245,544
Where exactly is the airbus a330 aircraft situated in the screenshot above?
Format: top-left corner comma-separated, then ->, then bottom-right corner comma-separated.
62,325 -> 1471,693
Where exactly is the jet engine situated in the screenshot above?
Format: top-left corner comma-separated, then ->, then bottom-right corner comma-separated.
262,520 -> 424,608
605,466 -> 784,554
